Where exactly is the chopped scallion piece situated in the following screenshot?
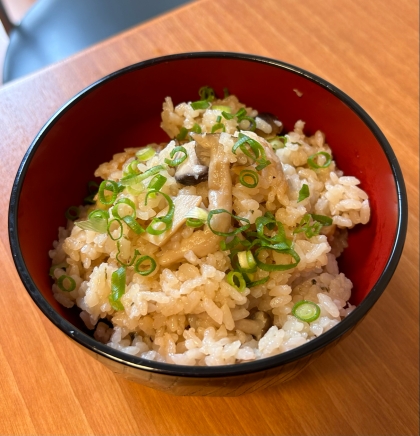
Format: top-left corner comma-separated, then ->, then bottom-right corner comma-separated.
211,122 -> 225,133
207,209 -> 250,237
222,111 -> 234,120
76,209 -> 109,234
232,133 -> 271,170
176,127 -> 188,141
134,255 -> 157,276
268,136 -> 286,150
136,146 -> 156,162
191,100 -> 210,110
238,115 -> 256,132
190,123 -> 202,134
65,206 -> 79,221
226,271 -> 246,293
98,180 -> 121,205
49,262 -> 68,278
107,218 -> 124,241
109,266 -> 126,311
297,184 -> 310,202
255,246 -> 300,271
112,198 -> 136,220
57,275 -> 76,292
145,190 -> 174,235
293,213 -> 333,238
116,242 -> 140,267
292,300 -> 320,322
212,105 -> 231,113
84,181 -> 99,204
122,216 -> 144,234
307,151 -> 332,169
198,86 -> 215,102
237,250 -> 257,271
148,174 -> 167,192
239,169 -> 259,188
185,207 -> 208,228
164,146 -> 188,167
120,165 -> 164,186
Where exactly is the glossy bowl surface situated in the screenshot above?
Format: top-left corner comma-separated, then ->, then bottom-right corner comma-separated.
8,52 -> 407,396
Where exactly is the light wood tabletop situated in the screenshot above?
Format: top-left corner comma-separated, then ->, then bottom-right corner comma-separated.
0,0 -> 418,434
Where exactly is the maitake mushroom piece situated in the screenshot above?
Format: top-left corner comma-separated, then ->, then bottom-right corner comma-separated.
158,134 -> 232,266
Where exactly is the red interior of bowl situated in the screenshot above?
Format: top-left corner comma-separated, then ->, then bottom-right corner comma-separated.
16,56 -> 399,327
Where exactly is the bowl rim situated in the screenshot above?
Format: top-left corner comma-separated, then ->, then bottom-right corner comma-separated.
8,51 -> 408,378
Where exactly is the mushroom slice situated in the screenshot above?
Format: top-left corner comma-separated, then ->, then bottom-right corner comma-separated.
255,112 -> 283,138
158,133 -> 232,266
174,141 -> 209,186
142,194 -> 202,247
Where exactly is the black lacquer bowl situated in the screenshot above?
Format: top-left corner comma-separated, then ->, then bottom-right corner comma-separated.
8,52 -> 407,396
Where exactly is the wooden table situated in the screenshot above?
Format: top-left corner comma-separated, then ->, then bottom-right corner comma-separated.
0,0 -> 418,434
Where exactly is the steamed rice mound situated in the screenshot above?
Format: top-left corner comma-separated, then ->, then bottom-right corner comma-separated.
49,91 -> 370,366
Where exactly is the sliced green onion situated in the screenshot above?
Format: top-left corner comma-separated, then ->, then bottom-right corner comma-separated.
176,127 -> 188,141
239,170 -> 259,188
134,255 -> 157,276
122,216 -> 144,234
57,275 -> 76,292
49,262 -> 68,278
148,174 -> 167,191
237,250 -> 257,271
255,246 -> 300,271
207,209 -> 250,237
307,151 -> 332,169
268,136 -> 287,150
112,198 -> 136,220
164,146 -> 188,167
198,86 -> 215,102
226,271 -> 246,292
246,275 -> 270,288
185,207 -> 208,228
297,184 -> 310,202
238,116 -> 256,131
235,108 -> 247,119
191,100 -> 210,110
216,115 -> 222,123
292,300 -> 321,322
222,111 -> 234,120
255,216 -> 289,247
190,123 -> 202,134
98,180 -> 120,205
116,242 -> 140,267
211,122 -> 225,133
145,190 -> 174,235
107,218 -> 124,241
232,133 -> 271,170
65,206 -> 79,221
136,146 -> 156,162
311,214 -> 333,226
212,105 -> 231,113
84,181 -> 100,204
76,209 -> 109,234
109,266 -> 126,311
120,165 -> 164,187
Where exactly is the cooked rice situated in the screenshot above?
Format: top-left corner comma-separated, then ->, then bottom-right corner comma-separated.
49,92 -> 370,366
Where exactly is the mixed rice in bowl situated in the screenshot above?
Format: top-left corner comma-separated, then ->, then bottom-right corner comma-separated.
49,87 -> 370,366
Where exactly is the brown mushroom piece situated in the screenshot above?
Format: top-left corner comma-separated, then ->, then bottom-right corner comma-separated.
249,310 -> 273,340
174,141 -> 209,186
158,133 -> 232,266
255,112 -> 283,138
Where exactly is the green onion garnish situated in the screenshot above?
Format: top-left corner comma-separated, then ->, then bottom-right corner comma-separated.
255,246 -> 300,271
49,262 -> 68,278
136,146 -> 156,162
246,275 -> 270,288
112,198 -> 136,220
148,174 -> 167,192
198,86 -> 215,102
307,151 -> 332,169
297,184 -> 310,202
212,105 -> 231,113
116,242 -> 140,267
268,136 -> 287,150
191,100 -> 210,110
235,108 -> 247,119
145,190 -> 174,235
176,127 -> 188,141
222,111 -> 234,120
190,123 -> 202,134
84,180 -> 100,204
57,275 -> 76,292
239,170 -> 259,188
98,180 -> 121,205
292,300 -> 321,322
76,209 -> 109,233
293,213 -> 333,238
122,216 -> 144,234
134,255 -> 157,276
120,165 -> 164,187
164,146 -> 188,167
109,266 -> 126,311
207,209 -> 250,237
65,206 -> 79,221
226,271 -> 246,293
211,122 -> 225,133
238,116 -> 256,132
185,207 -> 208,228
237,250 -> 257,271
232,133 -> 271,171
107,218 -> 124,241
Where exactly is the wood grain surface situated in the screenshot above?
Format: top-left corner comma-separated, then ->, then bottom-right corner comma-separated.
0,0 -> 418,434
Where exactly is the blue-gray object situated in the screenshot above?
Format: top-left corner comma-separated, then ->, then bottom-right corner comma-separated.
1,0 -> 192,83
